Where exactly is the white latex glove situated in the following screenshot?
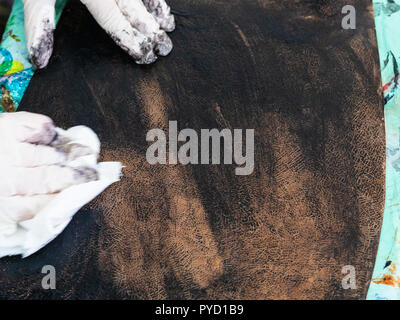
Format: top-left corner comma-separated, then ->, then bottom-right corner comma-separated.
22,0 -> 175,68
0,112 -> 97,224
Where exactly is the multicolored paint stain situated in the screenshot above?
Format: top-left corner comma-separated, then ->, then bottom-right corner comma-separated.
368,0 -> 400,300
0,0 -> 66,113
372,261 -> 400,287
382,51 -> 399,104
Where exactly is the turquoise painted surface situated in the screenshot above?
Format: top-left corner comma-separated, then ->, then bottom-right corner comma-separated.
0,0 -> 66,112
368,0 -> 400,300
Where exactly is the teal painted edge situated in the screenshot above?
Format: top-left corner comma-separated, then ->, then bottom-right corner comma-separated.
367,0 -> 400,300
0,0 -> 67,112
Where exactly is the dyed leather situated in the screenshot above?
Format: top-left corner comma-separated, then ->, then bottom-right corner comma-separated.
0,0 -> 385,299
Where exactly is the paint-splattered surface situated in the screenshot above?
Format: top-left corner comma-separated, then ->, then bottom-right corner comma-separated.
0,0 -> 386,299
367,0 -> 400,300
0,0 -> 66,112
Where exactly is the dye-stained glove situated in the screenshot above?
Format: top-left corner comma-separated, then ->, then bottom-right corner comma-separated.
22,0 -> 175,68
0,112 -> 97,223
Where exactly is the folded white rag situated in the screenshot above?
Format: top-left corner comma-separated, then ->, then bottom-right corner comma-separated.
0,125 -> 122,258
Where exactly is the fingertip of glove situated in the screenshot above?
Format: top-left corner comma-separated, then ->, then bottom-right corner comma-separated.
155,32 -> 173,56
136,51 -> 158,64
73,167 -> 99,184
25,122 -> 57,145
160,15 -> 175,33
29,28 -> 54,70
135,41 -> 158,64
30,44 -> 53,70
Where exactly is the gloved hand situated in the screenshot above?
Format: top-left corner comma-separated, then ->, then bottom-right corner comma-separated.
22,0 -> 175,68
0,111 -> 96,224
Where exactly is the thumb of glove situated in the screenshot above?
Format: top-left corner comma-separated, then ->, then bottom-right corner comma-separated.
22,0 -> 56,69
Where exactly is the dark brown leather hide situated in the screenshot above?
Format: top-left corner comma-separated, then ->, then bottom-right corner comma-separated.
0,0 -> 385,299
